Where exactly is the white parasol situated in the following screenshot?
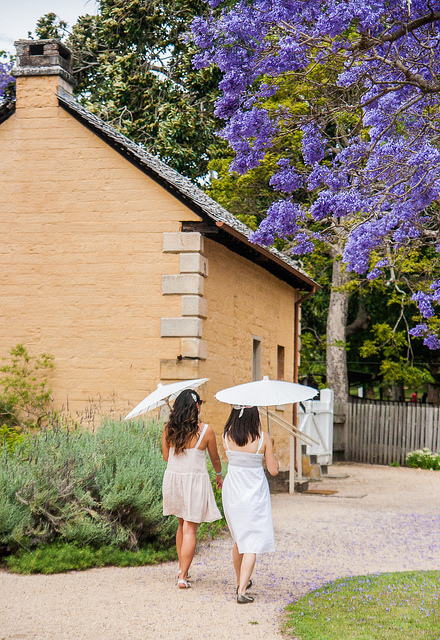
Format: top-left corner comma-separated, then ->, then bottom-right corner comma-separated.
214,376 -> 317,407
124,377 -> 209,420
215,376 -> 319,495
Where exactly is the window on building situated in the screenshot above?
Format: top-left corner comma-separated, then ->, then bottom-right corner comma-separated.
277,345 -> 285,381
252,336 -> 262,381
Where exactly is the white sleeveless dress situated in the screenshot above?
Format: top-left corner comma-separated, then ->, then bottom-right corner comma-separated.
222,433 -> 275,554
162,424 -> 222,523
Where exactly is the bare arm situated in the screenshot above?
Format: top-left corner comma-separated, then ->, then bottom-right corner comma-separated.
205,425 -> 223,489
161,426 -> 169,462
264,432 -> 279,476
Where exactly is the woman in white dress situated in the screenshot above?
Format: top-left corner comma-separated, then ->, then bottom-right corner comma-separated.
222,406 -> 279,603
162,389 -> 223,588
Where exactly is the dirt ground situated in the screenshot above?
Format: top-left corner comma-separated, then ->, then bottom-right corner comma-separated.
1,463 -> 440,640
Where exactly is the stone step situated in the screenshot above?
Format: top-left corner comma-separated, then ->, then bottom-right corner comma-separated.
265,470 -> 309,493
301,446 -> 329,479
301,454 -> 327,479
264,449 -> 328,493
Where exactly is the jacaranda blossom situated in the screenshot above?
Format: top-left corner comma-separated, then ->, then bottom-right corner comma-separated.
193,0 -> 440,346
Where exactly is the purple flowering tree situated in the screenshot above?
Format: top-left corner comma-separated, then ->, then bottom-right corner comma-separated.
0,56 -> 15,104
193,0 -> 440,401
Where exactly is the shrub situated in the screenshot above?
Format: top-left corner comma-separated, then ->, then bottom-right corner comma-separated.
199,460 -> 226,539
0,344 -> 53,431
0,424 -> 25,453
0,419 -> 177,555
406,448 -> 440,470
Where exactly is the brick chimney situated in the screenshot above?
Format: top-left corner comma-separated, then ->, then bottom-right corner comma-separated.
12,39 -> 76,110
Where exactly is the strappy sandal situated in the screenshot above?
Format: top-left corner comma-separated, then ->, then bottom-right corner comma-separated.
178,579 -> 191,589
178,569 -> 191,580
236,579 -> 252,594
237,593 -> 254,604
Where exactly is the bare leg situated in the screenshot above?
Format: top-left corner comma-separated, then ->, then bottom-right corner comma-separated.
238,553 -> 256,595
178,520 -> 198,584
232,542 -> 242,585
176,518 -> 184,572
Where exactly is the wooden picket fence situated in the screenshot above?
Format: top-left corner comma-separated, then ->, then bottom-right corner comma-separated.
345,400 -> 440,466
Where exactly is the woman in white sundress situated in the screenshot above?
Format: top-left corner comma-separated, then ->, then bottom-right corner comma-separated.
222,405 -> 279,604
162,388 -> 223,589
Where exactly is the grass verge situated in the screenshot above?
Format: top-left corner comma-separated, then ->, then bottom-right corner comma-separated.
284,571 -> 440,640
4,542 -> 177,575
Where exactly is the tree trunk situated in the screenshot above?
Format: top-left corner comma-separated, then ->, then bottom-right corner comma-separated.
326,258 -> 350,404
391,383 -> 405,402
345,300 -> 369,337
426,383 -> 440,405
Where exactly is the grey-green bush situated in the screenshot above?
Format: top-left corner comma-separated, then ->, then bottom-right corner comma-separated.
0,419 -> 177,554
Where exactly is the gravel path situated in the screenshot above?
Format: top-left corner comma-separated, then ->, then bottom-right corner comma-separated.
1,463 -> 440,640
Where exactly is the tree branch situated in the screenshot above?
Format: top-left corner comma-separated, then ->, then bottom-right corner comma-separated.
355,11 -> 440,50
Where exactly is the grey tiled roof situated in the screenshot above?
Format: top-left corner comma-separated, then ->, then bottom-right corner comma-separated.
0,99 -> 15,126
57,93 -> 317,289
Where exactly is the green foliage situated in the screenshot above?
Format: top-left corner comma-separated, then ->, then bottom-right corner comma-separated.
198,459 -> 227,539
406,449 -> 440,470
284,571 -> 440,639
0,425 -> 25,453
0,344 -> 53,432
380,361 -> 433,388
359,323 -> 434,388
360,323 -> 408,359
208,155 -> 279,228
297,332 -> 326,388
35,12 -> 68,39
353,261 -> 439,390
5,541 -> 176,574
0,419 -> 176,556
54,0 -> 229,181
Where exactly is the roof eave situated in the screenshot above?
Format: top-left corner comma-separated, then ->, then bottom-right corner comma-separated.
214,220 -> 318,291
0,100 -> 16,126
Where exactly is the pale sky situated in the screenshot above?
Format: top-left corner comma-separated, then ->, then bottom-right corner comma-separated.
0,0 -> 98,56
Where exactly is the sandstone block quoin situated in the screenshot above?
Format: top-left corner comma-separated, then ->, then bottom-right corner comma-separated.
162,274 -> 204,296
180,252 -> 208,276
162,232 -> 204,254
181,295 -> 208,318
161,317 -> 203,338
180,338 -> 208,360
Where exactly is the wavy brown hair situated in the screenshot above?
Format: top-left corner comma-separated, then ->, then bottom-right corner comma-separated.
165,389 -> 201,454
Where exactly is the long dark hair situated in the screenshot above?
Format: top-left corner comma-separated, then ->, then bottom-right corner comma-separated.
165,388 -> 201,454
223,406 -> 260,447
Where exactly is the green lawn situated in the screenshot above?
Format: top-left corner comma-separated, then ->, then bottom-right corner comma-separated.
284,571 -> 440,639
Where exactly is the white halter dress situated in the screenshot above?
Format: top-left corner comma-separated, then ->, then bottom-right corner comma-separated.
222,433 -> 275,554
162,424 -> 222,524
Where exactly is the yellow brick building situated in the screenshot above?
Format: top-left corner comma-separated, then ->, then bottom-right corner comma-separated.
0,40 -> 317,465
